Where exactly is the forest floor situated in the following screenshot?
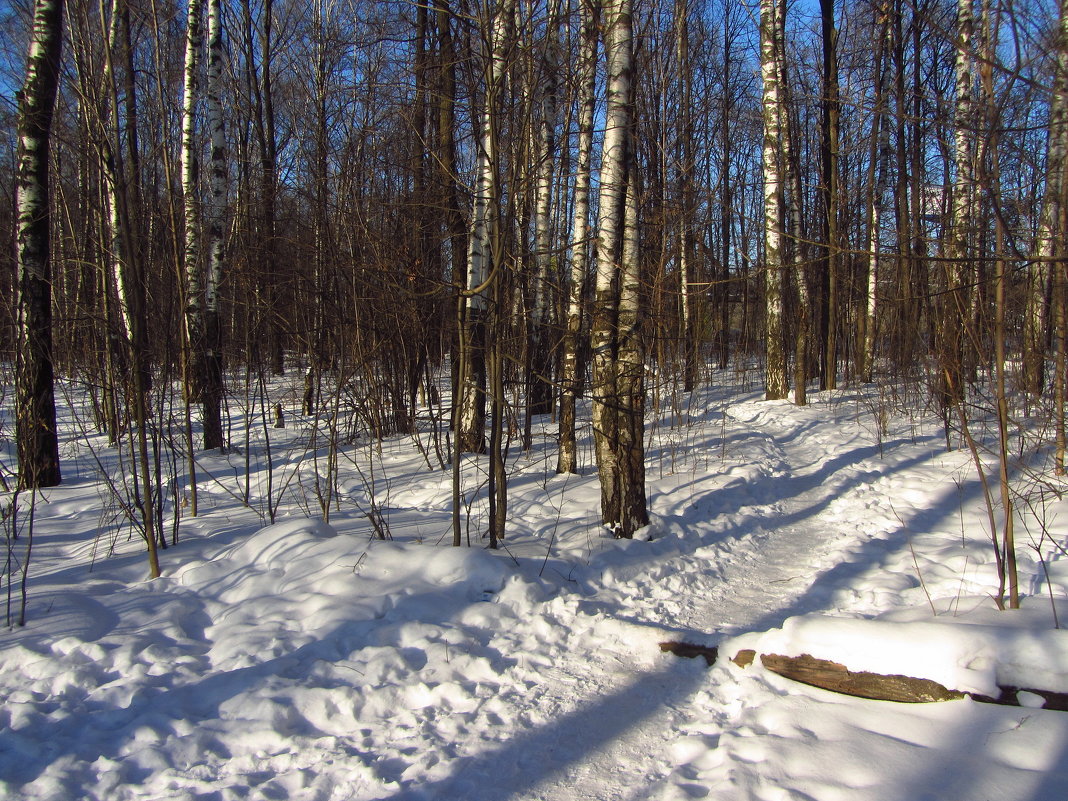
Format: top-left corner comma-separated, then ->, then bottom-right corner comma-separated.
3,371 -> 1068,800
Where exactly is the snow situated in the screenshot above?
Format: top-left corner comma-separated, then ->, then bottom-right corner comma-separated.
723,614 -> 1068,697
3,376 -> 1068,800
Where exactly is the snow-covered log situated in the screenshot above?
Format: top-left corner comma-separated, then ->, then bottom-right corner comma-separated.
661,614 -> 1068,711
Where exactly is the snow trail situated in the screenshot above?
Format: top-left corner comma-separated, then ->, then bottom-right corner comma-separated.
5,387 -> 1067,800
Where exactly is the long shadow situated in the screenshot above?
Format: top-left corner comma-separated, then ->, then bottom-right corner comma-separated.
380,658 -> 709,801
652,439 -> 937,542
742,472 -> 989,635
0,584 -> 501,789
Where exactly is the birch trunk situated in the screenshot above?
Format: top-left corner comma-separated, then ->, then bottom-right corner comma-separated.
818,0 -> 840,392
15,0 -> 65,489
181,0 -> 221,451
202,0 -> 225,449
557,0 -> 597,475
778,26 -> 807,406
1028,0 -> 1068,398
457,0 -> 511,454
860,4 -> 891,383
676,0 -> 697,393
529,0 -> 560,418
592,0 -> 648,538
760,0 -> 788,401
940,0 -> 978,408
1051,0 -> 1068,470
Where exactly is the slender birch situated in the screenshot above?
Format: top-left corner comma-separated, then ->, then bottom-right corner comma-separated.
818,0 -> 840,391
1050,0 -> 1068,470
676,0 -> 697,393
760,0 -> 788,400
181,0 -> 207,434
202,0 -> 226,449
557,0 -> 597,475
860,3 -> 891,383
528,0 -> 561,418
1027,0 -> 1068,398
941,0 -> 978,408
456,0 -> 512,455
15,0 -> 65,489
591,0 -> 648,538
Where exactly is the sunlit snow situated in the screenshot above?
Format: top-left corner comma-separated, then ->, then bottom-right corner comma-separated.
2,376 -> 1068,800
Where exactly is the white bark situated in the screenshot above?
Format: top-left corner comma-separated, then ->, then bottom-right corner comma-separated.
457,0 -> 513,453
15,0 -> 65,488
557,0 -> 597,475
591,0 -> 647,537
1027,0 -> 1068,395
206,0 -> 225,321
760,0 -> 788,400
465,0 -> 511,311
182,0 -> 203,350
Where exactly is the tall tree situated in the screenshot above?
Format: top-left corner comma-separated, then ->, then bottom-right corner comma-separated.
202,0 -> 226,449
760,0 -> 788,400
1048,0 -> 1068,470
818,0 -> 840,391
591,0 -> 648,538
15,0 -> 65,489
455,0 -> 512,456
1024,0 -> 1067,396
180,0 -> 224,451
940,0 -> 979,410
557,0 -> 597,475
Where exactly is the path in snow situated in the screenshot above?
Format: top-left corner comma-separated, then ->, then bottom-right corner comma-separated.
4,388 -> 1014,801
445,396 -> 955,801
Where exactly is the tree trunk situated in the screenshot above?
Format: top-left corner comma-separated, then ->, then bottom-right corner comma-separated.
15,0 -> 65,490
557,0 -> 597,475
760,0 -> 788,401
819,0 -> 840,392
457,0 -> 512,455
202,0 -> 226,450
1028,0 -> 1068,398
591,0 -> 648,538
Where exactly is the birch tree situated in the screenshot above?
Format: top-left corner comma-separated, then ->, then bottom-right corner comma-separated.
818,0 -> 840,391
202,0 -> 226,449
557,0 -> 597,475
527,0 -> 561,420
859,2 -> 891,383
15,0 -> 65,489
1025,0 -> 1068,397
760,0 -> 789,401
591,0 -> 648,538
455,0 -> 512,456
939,0 -> 978,409
1048,0 -> 1068,470
180,0 -> 223,451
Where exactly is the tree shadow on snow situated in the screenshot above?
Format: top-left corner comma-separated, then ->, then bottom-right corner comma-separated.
0,585 -> 509,790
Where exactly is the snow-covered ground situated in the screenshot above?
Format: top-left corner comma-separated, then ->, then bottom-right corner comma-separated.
3,374 -> 1068,800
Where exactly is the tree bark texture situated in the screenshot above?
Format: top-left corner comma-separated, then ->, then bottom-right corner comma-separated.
557,0 -> 597,476
16,0 -> 66,489
760,0 -> 788,401
591,0 -> 648,538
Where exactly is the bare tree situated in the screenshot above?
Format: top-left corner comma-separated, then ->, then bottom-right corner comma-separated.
591,0 -> 648,538
15,0 -> 65,489
760,0 -> 788,401
557,0 -> 597,475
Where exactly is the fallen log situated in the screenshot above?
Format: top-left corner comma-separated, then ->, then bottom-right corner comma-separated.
659,640 -> 1068,710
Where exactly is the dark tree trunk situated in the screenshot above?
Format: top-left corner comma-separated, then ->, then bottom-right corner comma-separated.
15,0 -> 66,489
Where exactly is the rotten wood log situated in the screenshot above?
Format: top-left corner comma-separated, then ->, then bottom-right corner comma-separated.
659,641 -> 1068,710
